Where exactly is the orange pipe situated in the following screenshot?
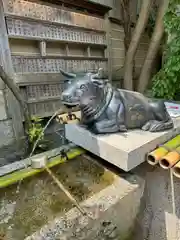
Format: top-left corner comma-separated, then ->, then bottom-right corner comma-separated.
147,147 -> 168,166
147,135 -> 180,166
159,150 -> 180,170
172,161 -> 180,179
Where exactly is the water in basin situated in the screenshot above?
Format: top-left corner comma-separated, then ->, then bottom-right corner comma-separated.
0,154 -> 115,240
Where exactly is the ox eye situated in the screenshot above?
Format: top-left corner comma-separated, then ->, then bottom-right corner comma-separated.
80,84 -> 87,91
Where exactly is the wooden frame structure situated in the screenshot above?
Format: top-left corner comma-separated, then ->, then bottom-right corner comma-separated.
0,0 -> 112,144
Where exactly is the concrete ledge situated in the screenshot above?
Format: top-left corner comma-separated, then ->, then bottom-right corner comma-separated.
25,173 -> 144,240
65,118 -> 180,171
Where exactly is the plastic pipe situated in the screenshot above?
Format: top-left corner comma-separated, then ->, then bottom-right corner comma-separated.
147,135 -> 180,166
159,146 -> 180,170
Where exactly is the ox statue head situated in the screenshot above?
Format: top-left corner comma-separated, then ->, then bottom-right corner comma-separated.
61,68 -> 108,107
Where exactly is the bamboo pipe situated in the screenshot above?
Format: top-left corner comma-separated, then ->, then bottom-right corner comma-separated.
159,146 -> 180,170
147,135 -> 180,166
56,111 -> 81,124
172,161 -> 180,179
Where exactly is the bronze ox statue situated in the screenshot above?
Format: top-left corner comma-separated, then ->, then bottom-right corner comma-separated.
61,68 -> 174,134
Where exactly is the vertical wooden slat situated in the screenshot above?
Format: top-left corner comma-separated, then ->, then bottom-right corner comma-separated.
87,46 -> 91,57
105,13 -> 112,82
66,44 -> 70,56
39,41 -> 46,57
0,0 -> 24,140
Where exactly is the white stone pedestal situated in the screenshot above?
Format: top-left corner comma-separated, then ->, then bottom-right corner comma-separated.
65,118 -> 180,171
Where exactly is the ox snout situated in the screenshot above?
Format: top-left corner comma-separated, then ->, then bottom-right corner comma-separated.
61,92 -> 79,107
61,93 -> 71,103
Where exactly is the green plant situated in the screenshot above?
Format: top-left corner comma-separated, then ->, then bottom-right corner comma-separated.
152,0 -> 180,100
27,116 -> 44,145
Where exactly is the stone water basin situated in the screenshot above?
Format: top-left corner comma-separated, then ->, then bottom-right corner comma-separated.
0,154 -> 115,240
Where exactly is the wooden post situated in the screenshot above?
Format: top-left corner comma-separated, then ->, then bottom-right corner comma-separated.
105,12 -> 112,82
0,0 -> 24,141
0,66 -> 31,126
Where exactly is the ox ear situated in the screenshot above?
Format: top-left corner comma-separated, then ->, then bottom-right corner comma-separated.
91,78 -> 108,88
91,68 -> 109,87
95,68 -> 108,79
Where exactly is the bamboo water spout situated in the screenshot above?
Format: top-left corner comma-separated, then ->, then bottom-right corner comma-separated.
147,135 -> 180,166
56,111 -> 81,124
159,146 -> 180,169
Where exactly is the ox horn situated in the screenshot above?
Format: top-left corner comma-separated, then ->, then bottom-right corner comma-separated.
60,69 -> 76,79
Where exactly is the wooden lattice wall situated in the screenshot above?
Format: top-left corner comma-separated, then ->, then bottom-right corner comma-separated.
2,0 -> 109,118
4,0 -> 108,73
